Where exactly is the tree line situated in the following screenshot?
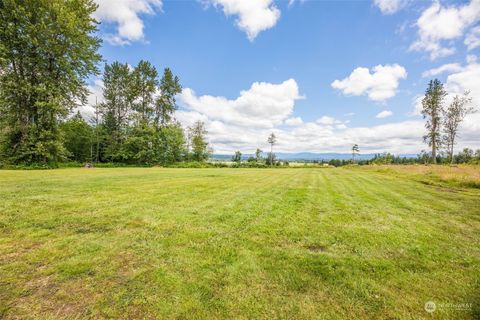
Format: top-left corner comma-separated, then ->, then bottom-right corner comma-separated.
0,1 -> 478,168
67,61 -> 210,165
0,0 -> 209,166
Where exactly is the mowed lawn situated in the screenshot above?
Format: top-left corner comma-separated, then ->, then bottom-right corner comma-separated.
0,168 -> 479,319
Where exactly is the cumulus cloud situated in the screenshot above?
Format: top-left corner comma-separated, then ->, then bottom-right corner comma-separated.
465,26 -> 480,50
410,0 -> 480,60
331,64 -> 407,101
209,0 -> 280,41
285,117 -> 303,126
316,116 -> 341,125
93,0 -> 162,45
411,56 -> 479,149
445,57 -> 480,107
75,79 -> 105,120
175,80 -> 450,154
422,63 -> 463,77
180,79 -> 302,129
376,110 -> 393,118
373,0 -> 408,15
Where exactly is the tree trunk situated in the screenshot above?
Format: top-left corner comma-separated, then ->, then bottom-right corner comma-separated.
450,143 -> 454,164
270,144 -> 273,167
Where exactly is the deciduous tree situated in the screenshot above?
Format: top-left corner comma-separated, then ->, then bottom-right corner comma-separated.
442,92 -> 474,163
188,121 -> 209,162
422,79 -> 447,164
0,0 -> 101,164
61,112 -> 93,162
267,133 -> 276,167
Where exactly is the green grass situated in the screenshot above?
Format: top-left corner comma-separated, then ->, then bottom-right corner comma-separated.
0,167 -> 479,319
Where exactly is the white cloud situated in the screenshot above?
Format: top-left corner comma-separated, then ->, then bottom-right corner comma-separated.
331,64 -> 407,101
285,117 -> 303,126
176,75 -> 479,154
411,56 -> 479,149
465,26 -> 480,50
180,79 -> 302,129
316,116 -> 340,125
445,57 -> 480,108
376,110 -> 393,118
209,0 -> 280,41
467,54 -> 478,64
374,0 -> 407,15
76,79 -> 104,120
410,0 -> 480,60
414,55 -> 480,114
93,0 -> 162,45
422,63 -> 463,77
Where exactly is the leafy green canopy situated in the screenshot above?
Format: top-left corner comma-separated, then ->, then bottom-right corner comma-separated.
96,61 -> 186,164
0,0 -> 102,164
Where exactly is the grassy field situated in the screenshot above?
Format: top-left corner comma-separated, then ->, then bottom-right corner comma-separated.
0,167 -> 479,319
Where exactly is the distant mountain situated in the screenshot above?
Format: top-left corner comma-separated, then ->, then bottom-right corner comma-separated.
211,152 -> 417,161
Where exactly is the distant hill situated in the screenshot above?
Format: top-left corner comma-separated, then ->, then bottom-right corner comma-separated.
211,152 -> 417,161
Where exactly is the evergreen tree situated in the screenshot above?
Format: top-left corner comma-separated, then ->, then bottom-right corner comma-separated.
132,60 -> 158,124
351,144 -> 359,163
98,62 -> 135,161
155,68 -> 182,129
0,0 -> 101,165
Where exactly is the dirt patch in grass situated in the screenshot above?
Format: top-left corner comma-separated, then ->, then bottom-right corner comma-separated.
306,245 -> 327,253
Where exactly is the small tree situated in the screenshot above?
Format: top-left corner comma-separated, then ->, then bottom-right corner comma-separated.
442,92 -> 474,164
232,151 -> 242,163
267,133 -> 277,167
61,112 -> 93,162
455,148 -> 474,164
418,150 -> 430,165
255,148 -> 263,163
188,121 -> 209,162
422,79 -> 447,164
351,144 -> 359,163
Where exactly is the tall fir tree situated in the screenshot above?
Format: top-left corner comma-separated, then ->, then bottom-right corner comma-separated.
98,62 -> 135,161
132,60 -> 158,125
155,68 -> 182,129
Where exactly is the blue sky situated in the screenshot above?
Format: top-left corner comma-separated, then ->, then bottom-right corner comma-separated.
88,0 -> 480,154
